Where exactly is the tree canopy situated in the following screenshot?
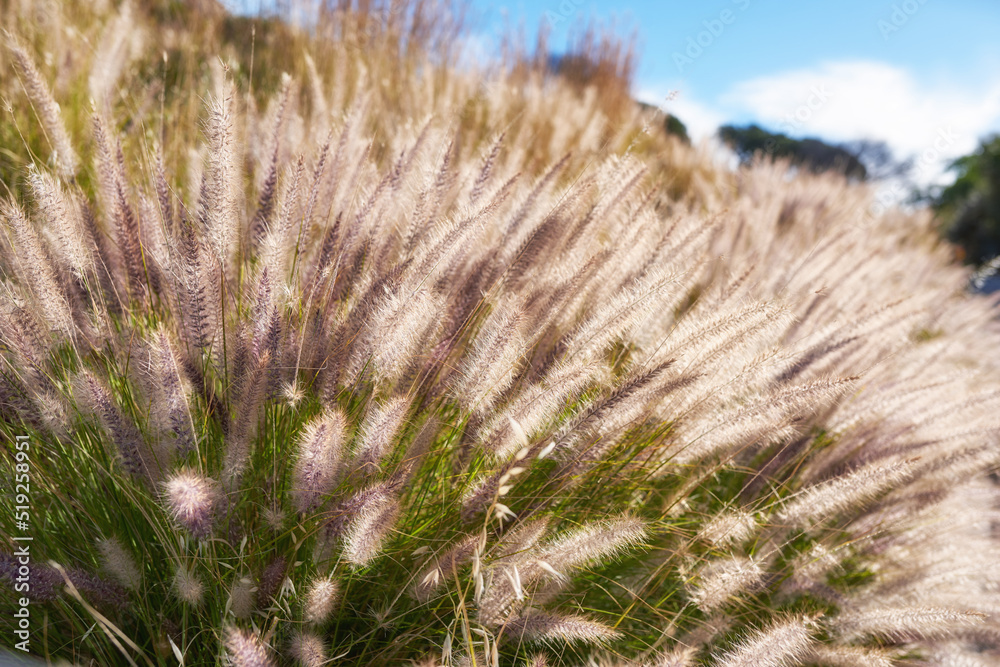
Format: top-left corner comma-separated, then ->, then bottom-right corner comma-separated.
931,134 -> 1000,264
719,123 -> 869,180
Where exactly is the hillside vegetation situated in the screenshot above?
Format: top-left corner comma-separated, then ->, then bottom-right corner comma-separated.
0,1 -> 998,666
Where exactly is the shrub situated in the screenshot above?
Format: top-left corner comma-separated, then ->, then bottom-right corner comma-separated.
0,2 -> 998,666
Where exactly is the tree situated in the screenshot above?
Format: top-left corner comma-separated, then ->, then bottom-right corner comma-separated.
930,134 -> 1000,264
840,139 -> 914,181
636,101 -> 690,144
719,124 -> 867,180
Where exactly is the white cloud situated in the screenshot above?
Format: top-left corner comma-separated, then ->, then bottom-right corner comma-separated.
636,86 -> 727,144
644,60 -> 1000,186
457,32 -> 497,70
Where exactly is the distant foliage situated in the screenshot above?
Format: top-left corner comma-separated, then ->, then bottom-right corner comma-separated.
720,124 -> 868,180
931,134 -> 1000,264
637,102 -> 690,145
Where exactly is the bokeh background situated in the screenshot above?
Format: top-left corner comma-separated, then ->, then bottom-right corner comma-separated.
230,0 -> 1000,185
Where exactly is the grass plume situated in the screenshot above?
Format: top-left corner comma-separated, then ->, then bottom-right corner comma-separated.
0,1 -> 998,665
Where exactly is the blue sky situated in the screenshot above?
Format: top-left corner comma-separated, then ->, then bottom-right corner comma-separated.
464,0 -> 1000,183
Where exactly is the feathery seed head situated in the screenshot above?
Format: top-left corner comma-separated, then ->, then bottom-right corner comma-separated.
777,458 -> 914,528
342,488 -> 400,567
303,577 -> 339,625
452,297 -> 526,415
224,626 -> 275,667
201,81 -> 241,264
97,538 -> 141,590
229,577 -> 257,619
354,396 -> 409,471
164,470 -> 219,538
172,566 -> 204,606
27,167 -> 92,279
292,410 -> 348,513
714,617 -> 815,667
835,605 -> 986,642
698,510 -> 757,547
289,631 -> 327,667
7,37 -> 78,179
539,516 -> 646,571
689,556 -> 764,612
0,197 -> 75,336
804,645 -> 895,667
78,370 -> 153,481
504,613 -> 622,646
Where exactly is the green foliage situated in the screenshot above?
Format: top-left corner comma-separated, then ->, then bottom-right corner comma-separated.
719,124 -> 867,180
0,2 -> 998,667
930,134 -> 1000,264
636,102 -> 690,145
664,114 -> 690,145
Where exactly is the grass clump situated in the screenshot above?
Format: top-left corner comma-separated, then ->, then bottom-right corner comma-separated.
0,1 -> 999,666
